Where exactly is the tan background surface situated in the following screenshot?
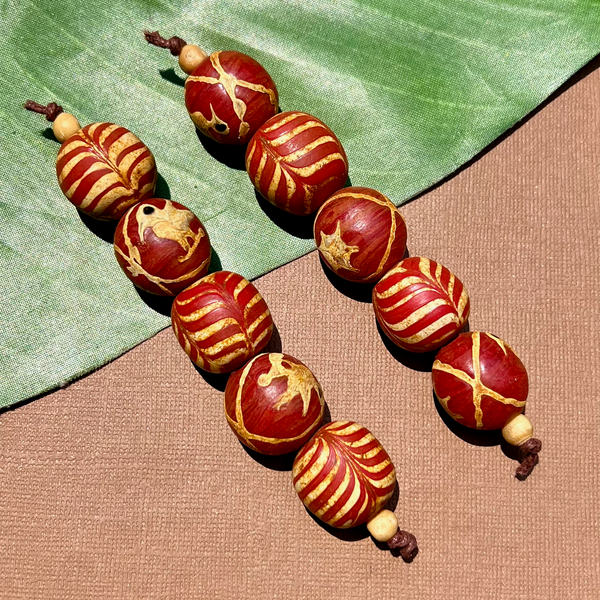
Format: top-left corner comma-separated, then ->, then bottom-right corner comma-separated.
1,65 -> 599,599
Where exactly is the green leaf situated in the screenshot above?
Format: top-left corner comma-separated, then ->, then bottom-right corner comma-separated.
1,0 -> 598,409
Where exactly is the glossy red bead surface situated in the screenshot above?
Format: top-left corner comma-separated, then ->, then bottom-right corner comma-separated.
432,332 -> 529,430
184,51 -> 278,145
314,187 -> 407,282
171,271 -> 273,373
293,421 -> 396,529
113,198 -> 211,296
246,111 -> 349,215
56,122 -> 156,220
373,257 -> 470,352
224,353 -> 325,455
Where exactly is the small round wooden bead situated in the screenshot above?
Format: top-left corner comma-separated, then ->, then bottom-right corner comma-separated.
185,51 -> 278,145
502,414 -> 533,446
171,271 -> 274,374
314,187 -> 407,282
432,332 -> 529,430
224,353 -> 325,455
246,111 -> 349,215
178,44 -> 208,74
113,198 -> 211,296
293,421 -> 396,529
366,509 -> 399,542
56,122 -> 157,220
373,257 -> 470,352
52,112 -> 81,143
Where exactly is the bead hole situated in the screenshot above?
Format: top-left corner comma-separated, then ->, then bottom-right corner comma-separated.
143,206 -> 155,215
214,123 -> 227,133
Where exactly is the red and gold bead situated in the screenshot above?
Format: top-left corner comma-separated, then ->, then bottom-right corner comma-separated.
314,187 -> 407,282
246,111 -> 349,215
373,257 -> 470,352
224,353 -> 325,455
171,271 -> 273,374
293,421 -> 396,529
185,51 -> 279,145
113,198 -> 211,296
56,122 -> 156,220
432,332 -> 528,430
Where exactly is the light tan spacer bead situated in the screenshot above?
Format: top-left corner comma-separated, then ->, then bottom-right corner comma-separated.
367,509 -> 398,542
52,113 -> 81,143
178,44 -> 208,74
502,414 -> 534,446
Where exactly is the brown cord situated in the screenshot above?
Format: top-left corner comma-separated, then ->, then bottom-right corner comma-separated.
387,529 -> 419,561
24,100 -> 63,122
516,437 -> 542,480
143,30 -> 187,56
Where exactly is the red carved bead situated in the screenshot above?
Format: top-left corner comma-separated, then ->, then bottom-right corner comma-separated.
293,421 -> 396,529
246,111 -> 349,215
314,187 -> 407,282
171,271 -> 273,373
432,332 -> 529,430
373,257 -> 470,352
55,122 -> 156,220
184,51 -> 279,145
224,353 -> 325,455
113,198 -> 211,296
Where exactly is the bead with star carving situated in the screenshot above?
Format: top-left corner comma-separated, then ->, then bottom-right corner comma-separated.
246,111 -> 349,215
224,353 -> 325,455
171,271 -> 273,374
144,30 -> 278,145
113,198 -> 211,296
24,101 -> 157,220
373,257 -> 470,353
314,187 -> 407,282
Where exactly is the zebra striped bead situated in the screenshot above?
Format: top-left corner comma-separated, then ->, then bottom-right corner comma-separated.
373,257 -> 470,353
171,271 -> 273,374
246,111 -> 349,215
185,51 -> 278,145
55,122 -> 156,220
293,421 -> 396,529
314,187 -> 407,282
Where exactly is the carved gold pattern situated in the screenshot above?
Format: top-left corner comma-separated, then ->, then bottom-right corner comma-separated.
226,354 -> 324,450
318,221 -> 360,272
187,52 -> 277,139
115,201 -> 208,295
257,353 -> 321,417
433,332 -> 526,428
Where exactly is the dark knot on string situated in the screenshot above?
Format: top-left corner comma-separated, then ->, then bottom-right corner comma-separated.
387,529 -> 418,562
516,437 -> 542,480
24,100 -> 63,122
144,30 -> 187,56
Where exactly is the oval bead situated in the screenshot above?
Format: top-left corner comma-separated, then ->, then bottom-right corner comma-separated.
293,421 -> 396,529
171,271 -> 273,374
113,198 -> 211,296
55,122 -> 156,220
432,332 -> 529,430
185,50 -> 279,145
246,111 -> 349,215
373,257 -> 470,352
314,187 -> 407,282
225,353 -> 325,455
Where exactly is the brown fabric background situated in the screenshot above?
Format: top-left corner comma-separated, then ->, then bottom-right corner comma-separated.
1,67 -> 599,600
